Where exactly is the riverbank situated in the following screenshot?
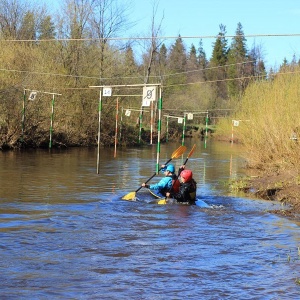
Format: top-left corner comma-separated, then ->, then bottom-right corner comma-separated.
239,168 -> 300,221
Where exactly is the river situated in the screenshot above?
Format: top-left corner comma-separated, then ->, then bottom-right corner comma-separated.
0,139 -> 299,299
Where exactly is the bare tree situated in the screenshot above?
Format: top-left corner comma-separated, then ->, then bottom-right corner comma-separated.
0,0 -> 29,39
142,0 -> 164,84
88,0 -> 132,81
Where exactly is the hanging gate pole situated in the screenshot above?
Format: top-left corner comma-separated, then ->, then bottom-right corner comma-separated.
156,87 -> 162,173
21,89 -> 26,143
49,94 -> 55,149
96,89 -> 103,174
114,97 -> 119,158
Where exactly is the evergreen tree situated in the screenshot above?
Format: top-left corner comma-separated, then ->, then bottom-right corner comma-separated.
186,44 -> 198,82
168,35 -> 187,72
38,15 -> 56,40
18,11 -> 36,40
124,45 -> 137,81
167,35 -> 187,85
158,43 -> 168,82
198,39 -> 208,80
187,44 -> 198,70
227,22 -> 248,98
209,24 -> 228,100
159,43 -> 167,69
279,57 -> 289,72
210,24 -> 228,67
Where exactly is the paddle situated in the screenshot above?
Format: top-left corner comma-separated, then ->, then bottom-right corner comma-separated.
122,145 -> 187,201
157,144 -> 196,205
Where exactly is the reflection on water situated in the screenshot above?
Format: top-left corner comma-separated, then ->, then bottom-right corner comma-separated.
0,139 -> 299,299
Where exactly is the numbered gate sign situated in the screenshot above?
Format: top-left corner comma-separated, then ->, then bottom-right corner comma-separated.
142,99 -> 150,107
233,120 -> 240,127
125,110 -> 131,117
187,113 -> 193,120
103,87 -> 112,97
178,117 -> 183,124
28,91 -> 37,101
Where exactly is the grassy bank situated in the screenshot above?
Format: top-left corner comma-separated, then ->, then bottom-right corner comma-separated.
216,66 -> 300,219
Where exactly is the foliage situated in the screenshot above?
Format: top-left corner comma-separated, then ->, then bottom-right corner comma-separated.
0,0 -> 297,149
217,66 -> 300,171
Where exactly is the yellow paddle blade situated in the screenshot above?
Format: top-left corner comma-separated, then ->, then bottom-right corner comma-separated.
171,145 -> 187,159
122,191 -> 136,201
188,144 -> 196,158
157,199 -> 167,205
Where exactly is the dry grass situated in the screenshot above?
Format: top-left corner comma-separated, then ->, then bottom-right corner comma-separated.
217,68 -> 300,172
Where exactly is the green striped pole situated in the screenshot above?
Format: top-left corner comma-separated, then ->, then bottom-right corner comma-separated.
49,94 -> 55,149
156,87 -> 162,173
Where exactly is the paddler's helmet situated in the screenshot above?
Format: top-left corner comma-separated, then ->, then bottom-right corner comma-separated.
180,169 -> 193,182
162,164 -> 175,173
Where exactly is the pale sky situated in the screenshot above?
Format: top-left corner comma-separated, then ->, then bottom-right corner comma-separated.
128,0 -> 300,70
45,0 -> 300,71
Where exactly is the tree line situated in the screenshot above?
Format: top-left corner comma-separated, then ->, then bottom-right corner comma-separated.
0,0 -> 296,149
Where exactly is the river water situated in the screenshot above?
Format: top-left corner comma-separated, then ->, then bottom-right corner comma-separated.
0,139 -> 299,299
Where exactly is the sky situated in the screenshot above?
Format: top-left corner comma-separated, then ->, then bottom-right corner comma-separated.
45,0 -> 300,71
126,0 -> 300,70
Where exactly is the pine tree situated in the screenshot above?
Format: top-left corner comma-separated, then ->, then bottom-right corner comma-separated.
124,45 -> 137,82
186,44 -> 198,83
18,11 -> 36,40
198,39 -> 208,80
38,16 -> 56,40
167,35 -> 187,85
159,43 -> 167,69
227,22 -> 248,98
187,44 -> 198,70
168,35 -> 187,73
209,24 -> 228,100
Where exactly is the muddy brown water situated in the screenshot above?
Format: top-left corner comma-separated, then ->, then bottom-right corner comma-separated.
0,139 -> 299,299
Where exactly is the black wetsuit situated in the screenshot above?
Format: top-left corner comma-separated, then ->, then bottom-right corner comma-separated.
173,179 -> 197,205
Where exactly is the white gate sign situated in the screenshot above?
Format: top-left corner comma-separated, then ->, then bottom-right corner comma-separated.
142,99 -> 150,107
125,110 -> 131,117
178,117 -> 183,124
143,86 -> 157,101
187,113 -> 193,120
103,87 -> 112,97
28,91 -> 37,101
233,120 -> 240,127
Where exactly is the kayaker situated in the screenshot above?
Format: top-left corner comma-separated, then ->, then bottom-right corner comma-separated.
142,164 -> 178,197
166,168 -> 197,205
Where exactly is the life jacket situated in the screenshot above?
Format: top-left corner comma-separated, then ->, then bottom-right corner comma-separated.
171,178 -> 180,193
188,179 -> 197,202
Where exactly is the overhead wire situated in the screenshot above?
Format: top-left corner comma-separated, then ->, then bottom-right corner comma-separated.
0,32 -> 298,89
0,33 -> 300,42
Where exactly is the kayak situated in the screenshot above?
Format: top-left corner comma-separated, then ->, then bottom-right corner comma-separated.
145,189 -> 210,208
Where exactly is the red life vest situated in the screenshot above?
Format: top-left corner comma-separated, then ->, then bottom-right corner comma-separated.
171,178 -> 180,193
